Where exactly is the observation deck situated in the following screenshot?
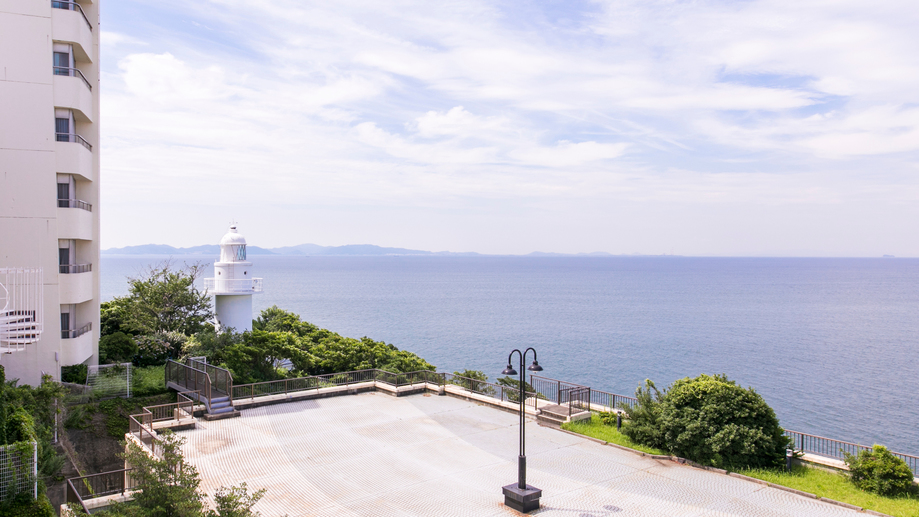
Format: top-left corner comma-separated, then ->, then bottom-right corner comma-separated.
203,277 -> 263,295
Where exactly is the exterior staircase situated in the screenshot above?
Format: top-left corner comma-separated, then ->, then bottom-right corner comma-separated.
536,403 -> 591,426
165,359 -> 239,420
203,394 -> 239,421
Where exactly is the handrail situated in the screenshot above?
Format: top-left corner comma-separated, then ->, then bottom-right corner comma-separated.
53,66 -> 92,90
61,322 -> 91,339
51,1 -> 92,31
166,360 -> 213,412
59,263 -> 92,274
58,198 -> 93,211
56,133 -> 92,151
785,430 -> 919,477
66,468 -> 137,515
187,358 -> 233,405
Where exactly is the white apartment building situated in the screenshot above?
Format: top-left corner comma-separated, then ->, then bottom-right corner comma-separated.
0,0 -> 100,385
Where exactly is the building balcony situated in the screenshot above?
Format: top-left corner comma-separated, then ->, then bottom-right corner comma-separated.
203,278 -> 264,295
59,265 -> 93,304
57,204 -> 93,240
51,2 -> 94,62
55,137 -> 94,181
61,322 -> 93,365
54,75 -> 93,123
54,66 -> 91,90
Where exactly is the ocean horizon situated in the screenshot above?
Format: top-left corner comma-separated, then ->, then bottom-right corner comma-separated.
102,255 -> 919,455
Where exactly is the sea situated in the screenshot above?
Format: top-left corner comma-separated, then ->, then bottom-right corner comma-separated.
101,255 -> 919,454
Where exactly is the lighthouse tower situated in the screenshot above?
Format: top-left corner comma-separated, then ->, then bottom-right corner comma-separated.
204,225 -> 263,333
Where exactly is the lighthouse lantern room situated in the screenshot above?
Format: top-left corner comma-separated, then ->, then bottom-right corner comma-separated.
203,225 -> 263,333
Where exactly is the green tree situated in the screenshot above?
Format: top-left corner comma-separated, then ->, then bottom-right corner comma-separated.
496,376 -> 537,402
101,432 -> 206,517
223,330 -> 313,384
99,332 -> 139,364
450,370 -> 494,395
620,379 -> 664,449
209,483 -> 265,517
117,262 -> 213,337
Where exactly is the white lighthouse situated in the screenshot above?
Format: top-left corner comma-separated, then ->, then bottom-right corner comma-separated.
204,225 -> 263,333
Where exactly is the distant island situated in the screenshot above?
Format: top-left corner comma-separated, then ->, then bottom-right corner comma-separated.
102,243 -> 631,257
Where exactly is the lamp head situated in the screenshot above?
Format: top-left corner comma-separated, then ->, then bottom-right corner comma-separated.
502,365 -> 518,376
527,360 -> 543,372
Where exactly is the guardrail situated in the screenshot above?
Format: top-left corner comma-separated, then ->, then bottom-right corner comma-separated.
202,278 -> 264,294
530,375 -> 637,412
785,430 -> 919,477
59,263 -> 92,274
53,66 -> 92,90
51,1 -> 92,30
58,198 -> 92,211
66,469 -> 138,514
61,322 -> 91,339
166,360 -> 213,412
187,358 -> 232,404
128,414 -> 164,458
231,369 -> 441,400
55,133 -> 92,151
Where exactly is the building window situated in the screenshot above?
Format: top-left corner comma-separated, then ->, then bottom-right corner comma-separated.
58,182 -> 70,207
53,51 -> 70,74
56,117 -> 70,141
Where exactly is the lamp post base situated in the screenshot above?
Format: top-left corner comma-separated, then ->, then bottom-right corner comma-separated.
502,484 -> 542,513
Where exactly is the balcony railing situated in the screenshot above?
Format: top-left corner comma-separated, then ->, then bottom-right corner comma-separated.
54,66 -> 92,90
59,263 -> 92,274
61,322 -> 91,340
202,277 -> 264,294
56,133 -> 92,151
51,1 -> 92,30
66,469 -> 139,514
58,198 -> 92,211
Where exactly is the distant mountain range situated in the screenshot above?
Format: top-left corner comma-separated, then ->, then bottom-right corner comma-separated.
101,243 -> 619,257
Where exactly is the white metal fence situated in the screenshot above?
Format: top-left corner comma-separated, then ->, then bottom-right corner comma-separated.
0,441 -> 37,502
86,363 -> 132,399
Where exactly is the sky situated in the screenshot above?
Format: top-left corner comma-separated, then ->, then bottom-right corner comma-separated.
100,0 -> 919,256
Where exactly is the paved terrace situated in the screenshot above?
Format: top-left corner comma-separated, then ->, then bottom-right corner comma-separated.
178,393 -> 864,517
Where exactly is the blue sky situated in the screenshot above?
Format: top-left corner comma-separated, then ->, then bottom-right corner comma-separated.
100,0 -> 919,256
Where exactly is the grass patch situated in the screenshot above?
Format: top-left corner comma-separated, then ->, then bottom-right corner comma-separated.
561,413 -> 666,455
66,393 -> 174,438
741,465 -> 919,517
131,365 -> 169,397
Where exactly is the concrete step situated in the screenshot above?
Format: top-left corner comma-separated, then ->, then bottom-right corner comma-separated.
203,409 -> 240,421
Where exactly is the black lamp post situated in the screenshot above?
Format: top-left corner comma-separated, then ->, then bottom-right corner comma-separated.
501,347 -> 543,513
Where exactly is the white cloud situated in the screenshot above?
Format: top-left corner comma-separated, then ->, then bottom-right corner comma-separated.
97,0 -> 919,254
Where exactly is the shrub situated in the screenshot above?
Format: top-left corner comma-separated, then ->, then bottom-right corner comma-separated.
60,364 -> 88,384
845,445 -> 916,496
99,332 -> 138,364
131,365 -> 169,397
620,379 -> 664,449
622,374 -> 790,469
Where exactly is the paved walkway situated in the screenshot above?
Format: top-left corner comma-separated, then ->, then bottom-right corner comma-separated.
178,393 -> 862,517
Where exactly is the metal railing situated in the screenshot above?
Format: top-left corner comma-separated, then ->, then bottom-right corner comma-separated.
202,277 -> 264,294
53,66 -> 92,90
166,360 -> 213,412
66,469 -> 138,514
442,372 -> 541,410
51,1 -> 92,30
785,430 -> 919,477
140,391 -> 197,424
59,263 -> 92,274
56,133 -> 92,151
560,386 -> 591,417
530,375 -> 637,412
128,414 -> 163,458
58,198 -> 92,211
61,322 -> 91,339
231,369 -> 441,401
187,358 -> 232,404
